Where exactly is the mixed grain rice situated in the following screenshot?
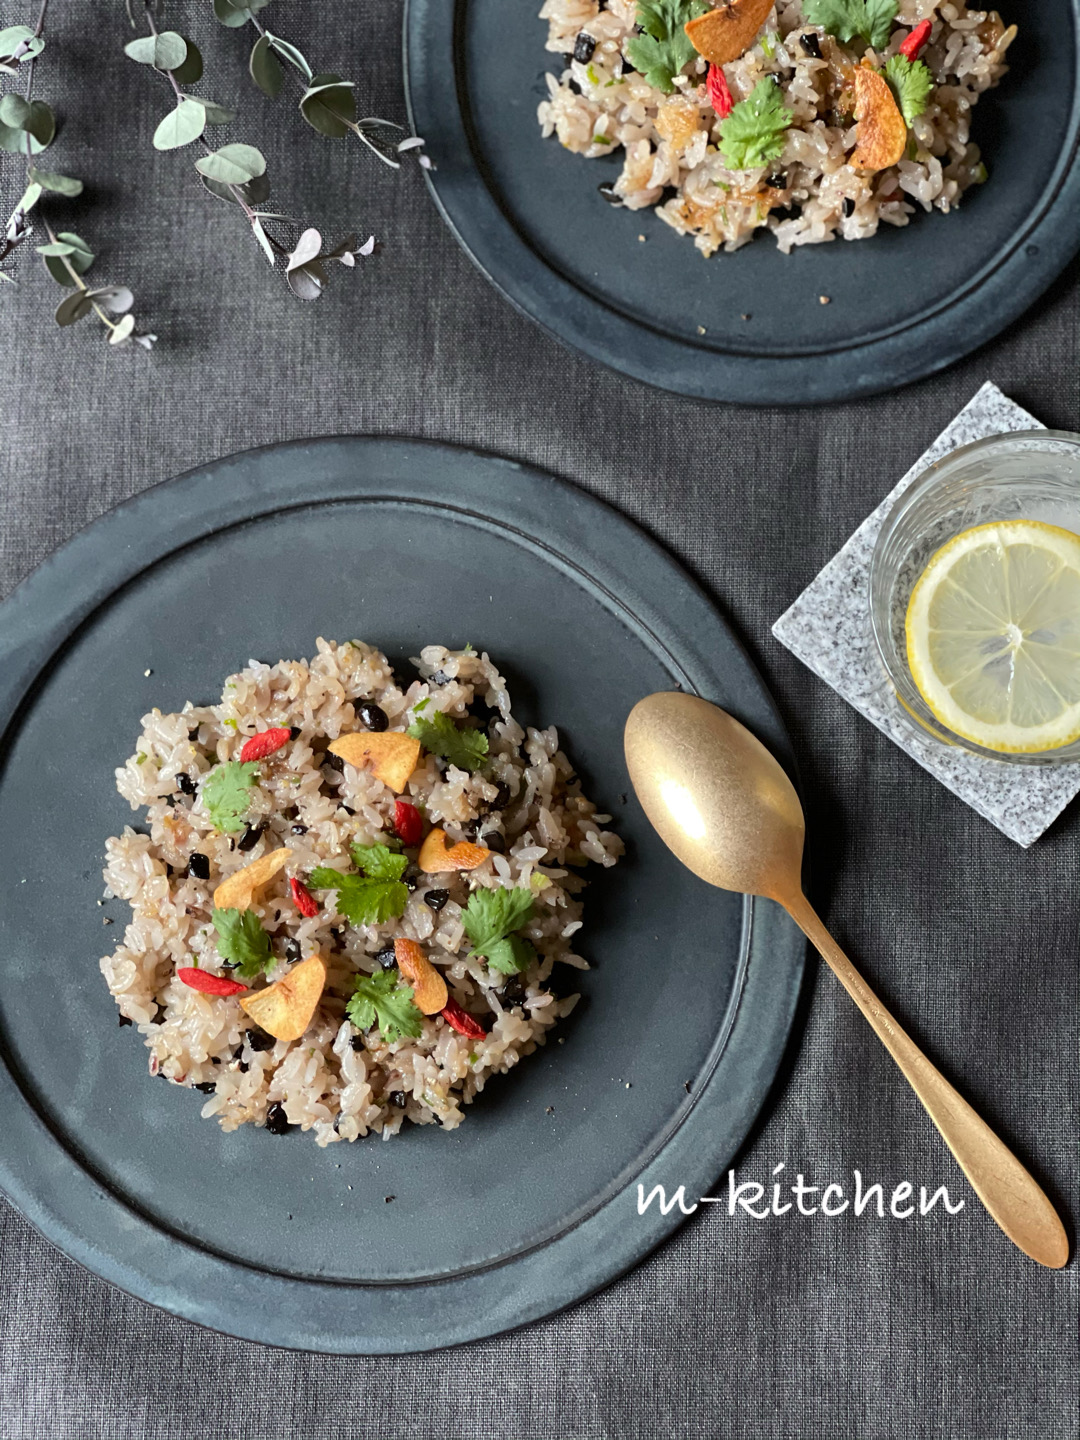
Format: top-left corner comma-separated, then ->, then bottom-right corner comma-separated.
538,0 -> 1015,256
100,640 -> 622,1145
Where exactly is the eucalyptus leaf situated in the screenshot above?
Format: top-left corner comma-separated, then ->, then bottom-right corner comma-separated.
299,77 -> 356,139
152,98 -> 206,150
41,230 -> 94,286
0,25 -> 43,63
25,99 -> 55,147
0,25 -> 34,52
0,110 -> 51,154
194,142 -> 266,185
108,313 -> 136,346
198,100 -> 237,126
171,37 -> 203,85
87,285 -> 134,314
123,31 -> 187,70
286,258 -> 326,301
28,166 -> 83,196
199,170 -> 271,206
249,34 -> 283,98
54,290 -> 93,327
324,234 -> 356,260
266,33 -> 312,81
286,227 -> 322,271
0,93 -> 31,130
213,0 -> 270,27
36,241 -> 76,256
16,181 -> 42,215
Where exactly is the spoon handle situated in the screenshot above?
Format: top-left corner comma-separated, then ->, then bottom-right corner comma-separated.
784,889 -> 1068,1269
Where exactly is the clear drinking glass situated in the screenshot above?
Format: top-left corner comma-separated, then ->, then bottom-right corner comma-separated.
868,430 -> 1080,765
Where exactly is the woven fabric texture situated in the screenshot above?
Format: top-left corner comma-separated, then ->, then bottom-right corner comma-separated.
0,4 -> 1077,1438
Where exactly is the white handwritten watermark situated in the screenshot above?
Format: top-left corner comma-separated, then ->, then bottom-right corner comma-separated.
638,1164 -> 965,1220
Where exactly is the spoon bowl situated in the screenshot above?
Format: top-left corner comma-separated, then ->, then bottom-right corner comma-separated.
625,692 -> 804,900
624,690 -> 1069,1269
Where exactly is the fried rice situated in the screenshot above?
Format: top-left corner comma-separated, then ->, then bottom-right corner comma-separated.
100,640 -> 622,1146
537,0 -> 1015,256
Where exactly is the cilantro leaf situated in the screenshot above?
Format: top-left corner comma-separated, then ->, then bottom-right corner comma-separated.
346,968 -> 424,1043
802,0 -> 897,47
484,934 -> 536,976
863,0 -> 899,47
407,710 -> 489,772
201,760 -> 259,833
718,79 -> 793,170
883,54 -> 932,125
461,886 -> 535,967
212,907 -> 271,978
309,866 -> 408,926
625,0 -> 710,95
349,842 -> 408,881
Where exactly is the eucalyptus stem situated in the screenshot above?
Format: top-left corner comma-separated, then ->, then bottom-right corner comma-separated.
127,2 -> 375,299
0,0 -> 152,342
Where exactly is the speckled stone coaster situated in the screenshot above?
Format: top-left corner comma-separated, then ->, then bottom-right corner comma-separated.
773,381 -> 1080,847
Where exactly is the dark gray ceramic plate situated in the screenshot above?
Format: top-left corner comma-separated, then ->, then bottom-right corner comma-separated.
403,0 -> 1080,404
0,438 -> 804,1352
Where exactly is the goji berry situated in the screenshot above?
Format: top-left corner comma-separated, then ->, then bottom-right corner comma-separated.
177,967 -> 248,997
394,799 -> 423,846
899,19 -> 932,60
290,876 -> 320,918
239,727 -> 292,763
707,64 -> 733,120
440,996 -> 487,1039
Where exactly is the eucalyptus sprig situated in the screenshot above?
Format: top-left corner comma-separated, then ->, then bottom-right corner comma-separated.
0,0 -> 154,345
214,0 -> 430,171
128,2 -> 373,299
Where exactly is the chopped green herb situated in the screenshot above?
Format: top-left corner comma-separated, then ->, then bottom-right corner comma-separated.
586,63 -> 600,85
802,0 -> 897,48
135,753 -> 147,766
223,718 -> 239,731
408,710 -> 489,772
461,886 -> 536,975
972,160 -> 988,183
309,852 -> 408,926
882,53 -> 932,125
346,968 -> 424,1043
625,0 -> 710,95
212,907 -> 271,978
462,643 -> 475,655
348,842 -> 409,882
201,760 -> 259,833
593,132 -> 612,145
718,79 -> 793,170
760,31 -> 777,58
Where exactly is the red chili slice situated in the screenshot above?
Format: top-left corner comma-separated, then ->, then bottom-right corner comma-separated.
290,876 -> 320,918
177,967 -> 248,997
239,726 -> 292,763
394,799 -> 423,846
440,996 -> 487,1039
706,63 -> 734,119
899,19 -> 932,59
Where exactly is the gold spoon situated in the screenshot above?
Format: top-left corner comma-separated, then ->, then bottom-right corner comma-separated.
624,691 -> 1068,1269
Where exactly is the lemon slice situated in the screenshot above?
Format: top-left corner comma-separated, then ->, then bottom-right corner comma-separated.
905,519 -> 1080,753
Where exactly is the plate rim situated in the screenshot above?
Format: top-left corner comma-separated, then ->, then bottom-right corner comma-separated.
402,0 -> 1080,406
0,436 -> 806,1351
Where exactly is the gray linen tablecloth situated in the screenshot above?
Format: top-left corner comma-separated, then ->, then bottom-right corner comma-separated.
0,4 -> 1076,1437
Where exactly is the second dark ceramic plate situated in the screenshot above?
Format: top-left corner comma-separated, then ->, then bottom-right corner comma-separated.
404,0 -> 1080,404
0,439 -> 804,1351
